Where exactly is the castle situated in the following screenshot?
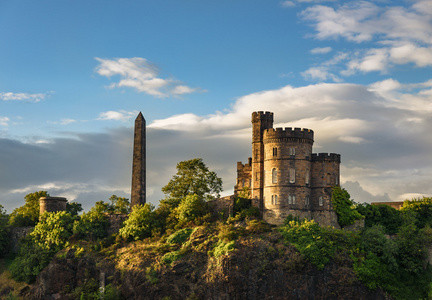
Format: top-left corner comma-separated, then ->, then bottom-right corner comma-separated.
234,111 -> 341,227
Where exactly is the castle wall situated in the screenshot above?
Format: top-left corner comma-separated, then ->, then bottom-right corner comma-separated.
261,127 -> 314,225
234,158 -> 252,196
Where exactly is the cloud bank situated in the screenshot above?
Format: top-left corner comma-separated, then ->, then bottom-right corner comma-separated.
3,79 -> 431,212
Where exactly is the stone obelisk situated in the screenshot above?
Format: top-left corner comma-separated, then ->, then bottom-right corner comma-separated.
131,112 -> 146,207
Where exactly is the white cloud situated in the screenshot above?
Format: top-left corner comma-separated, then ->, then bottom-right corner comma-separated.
95,57 -> 202,98
98,110 -> 138,122
0,117 -> 9,126
60,119 -> 77,125
0,92 -> 48,102
310,47 -> 332,54
300,1 -> 432,77
301,66 -> 340,81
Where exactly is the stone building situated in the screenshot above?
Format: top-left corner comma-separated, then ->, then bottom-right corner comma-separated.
234,111 -> 340,227
39,196 -> 67,215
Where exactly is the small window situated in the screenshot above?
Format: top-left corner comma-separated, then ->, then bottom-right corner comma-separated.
271,195 -> 278,205
335,176 -> 339,185
305,172 -> 310,185
319,196 -> 324,206
288,195 -> 295,205
292,195 -> 296,204
289,168 -> 295,183
249,179 -> 251,187
290,148 -> 296,156
272,168 -> 277,184
242,179 -> 245,187
273,147 -> 277,157
305,196 -> 310,206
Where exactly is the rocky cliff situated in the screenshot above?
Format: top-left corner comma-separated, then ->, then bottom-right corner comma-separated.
26,224 -> 386,300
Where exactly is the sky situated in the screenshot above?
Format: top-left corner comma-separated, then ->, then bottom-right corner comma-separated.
0,0 -> 431,212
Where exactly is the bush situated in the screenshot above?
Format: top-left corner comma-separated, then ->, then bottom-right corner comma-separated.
9,237 -> 55,283
73,209 -> 110,241
331,187 -> 363,227
280,219 -> 357,270
401,197 -> 432,228
0,205 -> 10,257
356,203 -> 402,235
175,194 -> 208,223
31,211 -> 75,251
166,228 -> 194,245
119,204 -> 157,241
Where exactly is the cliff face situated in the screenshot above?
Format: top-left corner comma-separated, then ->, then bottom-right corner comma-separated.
28,227 -> 386,300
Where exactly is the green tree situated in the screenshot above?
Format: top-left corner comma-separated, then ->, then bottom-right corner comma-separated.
31,211 -> 75,251
331,187 -> 363,227
9,191 -> 49,227
401,197 -> 432,228
109,195 -> 131,214
161,158 -> 222,207
0,205 -> 9,257
119,204 -> 157,241
72,209 -> 110,241
356,203 -> 402,235
66,202 -> 83,216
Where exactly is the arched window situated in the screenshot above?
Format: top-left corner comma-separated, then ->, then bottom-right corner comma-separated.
335,176 -> 339,185
305,196 -> 310,206
292,195 -> 296,204
289,147 -> 296,156
305,172 -> 310,185
289,168 -> 295,183
273,147 -> 277,157
271,195 -> 278,205
272,168 -> 277,184
319,196 -> 324,206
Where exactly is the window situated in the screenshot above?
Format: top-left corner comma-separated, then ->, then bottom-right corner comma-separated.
242,179 -> 245,187
271,194 -> 278,205
319,196 -> 324,206
289,147 -> 296,156
305,196 -> 310,206
289,168 -> 295,183
288,195 -> 296,204
335,176 -> 339,185
272,168 -> 277,184
305,172 -> 310,185
249,179 -> 251,187
256,172 -> 259,181
273,147 -> 277,157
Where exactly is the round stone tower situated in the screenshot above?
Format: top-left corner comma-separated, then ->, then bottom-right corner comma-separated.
262,127 -> 314,224
39,197 -> 67,216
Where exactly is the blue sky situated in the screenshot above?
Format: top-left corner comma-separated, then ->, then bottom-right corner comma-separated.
1,0 -> 431,212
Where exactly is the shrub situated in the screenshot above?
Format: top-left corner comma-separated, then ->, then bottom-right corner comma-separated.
166,228 -> 194,245
401,197 -> 432,228
0,204 -> 9,257
211,240 -> 235,257
31,211 -> 75,251
356,203 -> 402,235
73,209 -> 110,241
331,187 -> 363,227
175,194 -> 208,223
119,204 -> 157,241
9,237 -> 55,283
280,219 -> 357,270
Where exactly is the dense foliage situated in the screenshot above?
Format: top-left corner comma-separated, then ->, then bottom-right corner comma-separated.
331,187 -> 363,227
280,217 -> 432,299
175,194 -> 209,224
9,211 -> 76,283
119,204 -> 157,241
9,191 -> 49,227
0,205 -> 9,257
73,208 -> 110,241
356,203 -> 402,235
400,197 -> 432,228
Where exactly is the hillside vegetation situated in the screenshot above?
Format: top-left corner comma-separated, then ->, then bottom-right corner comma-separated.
1,159 -> 432,299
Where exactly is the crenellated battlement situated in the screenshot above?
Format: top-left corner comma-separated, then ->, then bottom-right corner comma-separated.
237,157 -> 252,170
252,111 -> 274,122
263,127 -> 314,141
311,153 -> 341,162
